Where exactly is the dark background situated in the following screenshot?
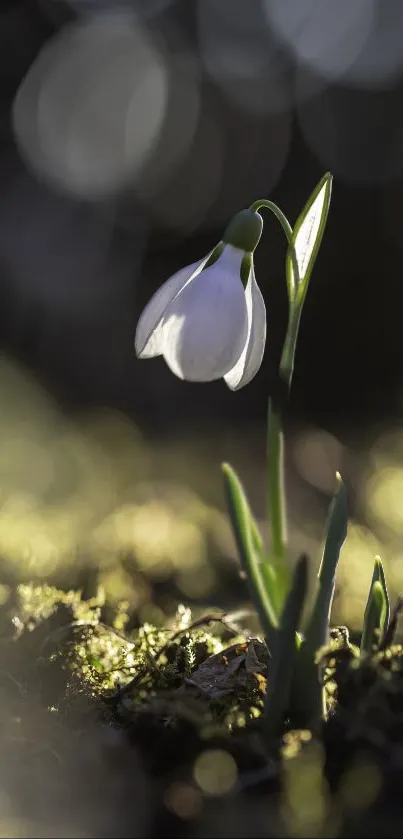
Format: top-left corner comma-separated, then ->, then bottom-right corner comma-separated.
0,12 -> 402,832
1,0 -> 403,437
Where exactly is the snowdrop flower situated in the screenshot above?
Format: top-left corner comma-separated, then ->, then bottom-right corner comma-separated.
135,210 -> 266,389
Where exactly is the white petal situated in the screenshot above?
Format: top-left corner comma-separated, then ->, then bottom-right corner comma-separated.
224,266 -> 266,390
135,254 -> 209,358
161,245 -> 248,381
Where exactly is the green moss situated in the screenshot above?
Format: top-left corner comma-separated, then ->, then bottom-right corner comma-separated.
13,582 -> 105,634
12,586 -> 403,763
9,584 -> 267,732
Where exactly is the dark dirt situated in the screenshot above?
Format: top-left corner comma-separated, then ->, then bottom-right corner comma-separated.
1,584 -> 403,838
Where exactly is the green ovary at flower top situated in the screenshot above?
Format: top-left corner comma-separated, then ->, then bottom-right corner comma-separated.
134,209 -> 266,389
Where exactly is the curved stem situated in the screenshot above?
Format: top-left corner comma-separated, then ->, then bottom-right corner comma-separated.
249,198 -> 300,300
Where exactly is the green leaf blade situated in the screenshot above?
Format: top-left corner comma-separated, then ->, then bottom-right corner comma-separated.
222,462 -> 279,641
264,554 -> 309,736
291,473 -> 348,729
361,580 -> 387,657
373,555 -> 390,639
305,472 -> 348,653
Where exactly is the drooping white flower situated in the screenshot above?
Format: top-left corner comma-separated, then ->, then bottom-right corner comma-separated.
135,210 -> 266,389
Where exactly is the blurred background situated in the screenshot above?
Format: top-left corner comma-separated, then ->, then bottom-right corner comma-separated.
1,0 -> 403,633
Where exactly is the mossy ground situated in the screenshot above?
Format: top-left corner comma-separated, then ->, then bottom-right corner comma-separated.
2,583 -> 403,837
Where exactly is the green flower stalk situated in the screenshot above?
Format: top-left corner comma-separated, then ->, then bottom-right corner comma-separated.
251,175 -> 333,594
223,174 -> 336,731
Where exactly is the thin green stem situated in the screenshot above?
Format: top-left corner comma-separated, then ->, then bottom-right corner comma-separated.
249,198 -> 300,300
267,398 -> 287,573
279,305 -> 302,391
250,200 -> 300,583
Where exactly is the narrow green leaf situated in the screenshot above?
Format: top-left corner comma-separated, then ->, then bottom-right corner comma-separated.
266,398 -> 290,614
259,560 -> 284,617
264,555 -> 309,737
305,473 -> 348,650
249,495 -> 284,616
380,595 -> 403,650
291,473 -> 348,728
361,580 -> 387,657
372,555 -> 390,639
222,462 -> 279,641
250,511 -> 264,555
286,172 -> 333,304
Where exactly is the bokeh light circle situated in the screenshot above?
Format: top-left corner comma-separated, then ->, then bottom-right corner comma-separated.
13,15 -> 168,198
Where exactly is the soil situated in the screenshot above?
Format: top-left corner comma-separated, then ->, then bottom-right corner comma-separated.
2,584 -> 403,838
